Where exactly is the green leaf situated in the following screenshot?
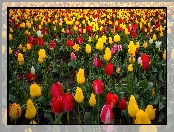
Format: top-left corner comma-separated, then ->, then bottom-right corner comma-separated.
152,67 -> 158,73
21,104 -> 27,110
9,94 -> 18,103
51,68 -> 58,73
68,61 -> 76,68
159,101 -> 165,111
152,94 -> 160,105
35,63 -> 42,76
139,100 -> 145,110
37,96 -> 47,106
84,112 -> 92,124
44,113 -> 54,124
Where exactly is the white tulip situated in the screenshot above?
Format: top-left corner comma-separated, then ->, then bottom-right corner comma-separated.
138,57 -> 142,64
149,38 -> 153,44
155,41 -> 162,48
37,30 -> 41,37
31,66 -> 35,74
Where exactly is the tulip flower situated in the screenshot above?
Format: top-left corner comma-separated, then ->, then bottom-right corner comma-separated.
9,47 -> 13,54
74,87 -> 84,103
119,98 -> 127,110
63,92 -> 74,112
92,79 -> 104,95
67,39 -> 75,47
50,40 -> 56,50
145,105 -> 156,120
100,104 -> 113,124
128,64 -> 133,72
105,63 -> 114,76
135,109 -> 151,124
128,95 -> 139,118
9,103 -> 21,120
93,57 -> 102,68
51,82 -> 63,98
111,44 -> 117,55
14,49 -> 20,58
9,34 -> 12,40
138,57 -> 142,64
77,36 -> 83,44
51,96 -> 64,114
155,41 -> 162,48
30,83 -> 41,98
71,52 -> 76,60
85,44 -> 91,54
37,30 -> 42,37
38,49 -> 46,59
152,34 -> 156,41
25,99 -> 37,119
73,44 -> 80,52
113,34 -> 120,42
26,72 -> 36,82
76,68 -> 85,84
30,120 -> 37,124
163,50 -> 166,60
106,92 -> 118,108
128,41 -> 136,56
18,44 -> 23,50
141,54 -> 150,70
109,37 -> 113,44
31,66 -> 35,74
129,56 -> 135,64
116,67 -> 121,73
89,93 -> 96,107
104,47 -> 111,62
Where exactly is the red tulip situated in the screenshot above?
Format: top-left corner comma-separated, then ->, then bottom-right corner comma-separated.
26,72 -> 36,82
28,36 -> 34,44
51,82 -> 63,98
105,63 -> 114,76
65,29 -> 70,35
51,96 -> 63,114
77,36 -> 83,45
52,33 -> 56,38
106,92 -> 118,108
93,57 -> 102,68
92,79 -> 104,95
100,104 -> 113,124
141,54 -> 150,70
86,26 -> 92,32
63,92 -> 74,112
50,40 -> 56,49
78,27 -> 83,35
119,98 -> 127,110
66,39 -> 74,47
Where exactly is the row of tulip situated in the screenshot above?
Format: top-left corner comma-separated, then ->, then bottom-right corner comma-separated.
8,8 -> 166,124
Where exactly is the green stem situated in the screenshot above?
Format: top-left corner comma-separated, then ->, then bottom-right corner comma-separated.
67,112 -> 69,124
78,103 -> 80,119
98,94 -> 100,124
92,114 -> 94,124
14,119 -> 17,124
133,117 -> 135,124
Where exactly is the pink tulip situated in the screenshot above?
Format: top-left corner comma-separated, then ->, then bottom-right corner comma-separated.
93,57 -> 98,67
111,44 -> 117,55
117,45 -> 122,51
71,52 -> 76,60
100,104 -> 113,124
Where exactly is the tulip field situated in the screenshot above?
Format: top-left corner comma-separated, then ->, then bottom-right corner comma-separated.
8,8 -> 167,124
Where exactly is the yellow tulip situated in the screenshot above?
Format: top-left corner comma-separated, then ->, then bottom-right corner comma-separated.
9,28 -> 13,33
128,64 -> 133,72
74,87 -> 84,103
38,49 -> 46,59
114,34 -> 120,42
20,22 -> 25,28
152,34 -> 156,41
30,83 -> 41,98
88,36 -> 92,42
104,47 -> 111,62
89,93 -> 96,107
128,41 -> 136,55
152,88 -> 155,97
73,44 -> 80,52
135,109 -> 151,124
102,35 -> 107,43
38,57 -> 44,63
125,28 -> 130,35
129,56 -> 135,64
163,50 -> 166,60
9,47 -> 13,54
145,105 -> 156,120
17,53 -> 24,62
109,37 -> 113,44
83,29 -> 86,34
116,67 -> 121,73
23,47 -> 26,53
85,44 -> 91,54
76,68 -> 85,84
128,95 -> 139,117
26,43 -> 31,50
96,39 -> 104,51
9,103 -> 21,119
25,99 -> 37,119
30,120 -> 37,124
143,42 -> 148,49
9,34 -> 12,41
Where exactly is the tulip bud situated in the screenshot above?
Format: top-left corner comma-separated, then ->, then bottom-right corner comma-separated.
31,66 -> 35,74
100,104 -> 113,124
37,30 -> 41,37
